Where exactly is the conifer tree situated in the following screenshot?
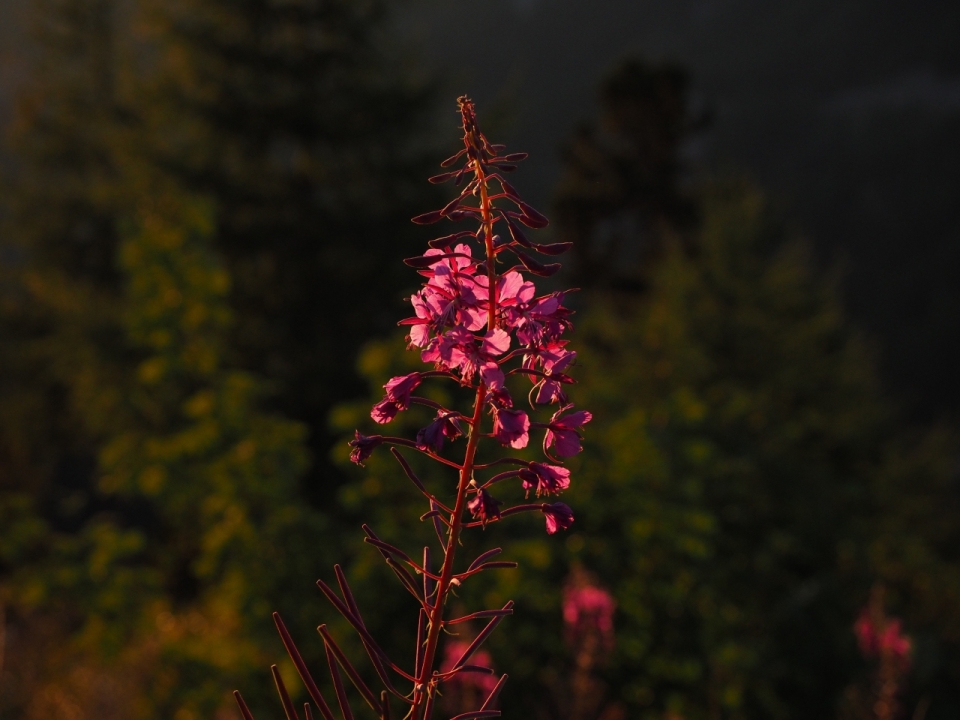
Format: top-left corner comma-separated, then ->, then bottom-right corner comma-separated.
140,0 -> 437,490
553,57 -> 703,293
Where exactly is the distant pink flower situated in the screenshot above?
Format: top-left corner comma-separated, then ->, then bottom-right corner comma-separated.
543,405 -> 592,458
879,620 -> 911,659
491,407 -> 530,449
563,583 -> 616,651
519,462 -> 571,497
855,607 -> 911,665
542,502 -> 574,534
854,610 -> 875,655
441,639 -> 498,695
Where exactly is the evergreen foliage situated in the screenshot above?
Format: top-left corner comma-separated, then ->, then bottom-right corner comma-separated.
140,0 -> 437,489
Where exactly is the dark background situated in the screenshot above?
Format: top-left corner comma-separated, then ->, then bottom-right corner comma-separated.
2,0 -> 958,416
396,0 -> 960,421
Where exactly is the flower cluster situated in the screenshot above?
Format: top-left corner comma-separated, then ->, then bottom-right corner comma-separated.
851,589 -> 912,720
855,608 -> 911,665
352,96 -> 590,536
563,583 -> 617,652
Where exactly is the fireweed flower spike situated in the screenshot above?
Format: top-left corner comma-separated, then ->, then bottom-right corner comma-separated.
235,97 -> 590,720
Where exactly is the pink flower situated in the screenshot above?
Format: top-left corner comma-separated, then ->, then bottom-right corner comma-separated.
854,607 -> 911,665
422,243 -> 478,282
468,488 -> 502,525
401,244 -> 486,348
543,405 -> 592,457
402,286 -> 448,348
563,584 -> 616,650
348,432 -> 383,465
535,379 -> 568,405
479,362 -> 505,391
370,373 -> 422,424
370,400 -> 401,424
441,639 -> 498,694
474,270 -> 533,319
416,411 -> 464,453
420,327 -> 470,369
425,244 -> 486,332
486,388 -> 514,409
491,407 -> 530,449
507,291 -> 572,347
519,341 -> 576,405
519,462 -> 571,497
454,328 -> 510,388
854,610 -> 875,655
423,328 -> 510,389
542,502 -> 574,534
879,620 -> 911,660
523,340 -> 574,373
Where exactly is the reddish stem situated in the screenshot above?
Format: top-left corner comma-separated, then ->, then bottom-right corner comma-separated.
412,116 -> 499,720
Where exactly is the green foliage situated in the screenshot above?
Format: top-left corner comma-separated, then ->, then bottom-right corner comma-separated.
0,182 -> 330,717
99,189 -> 325,719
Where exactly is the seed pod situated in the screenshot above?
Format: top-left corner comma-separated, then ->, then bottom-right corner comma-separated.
498,178 -> 521,200
445,209 -> 480,222
403,252 -> 472,268
516,202 -> 549,228
427,230 -> 476,249
516,214 -> 546,229
440,196 -> 462,216
412,210 -> 443,225
428,171 -> 459,184
515,249 -> 560,277
531,241 -> 572,256
505,218 -> 533,248
440,148 -> 467,167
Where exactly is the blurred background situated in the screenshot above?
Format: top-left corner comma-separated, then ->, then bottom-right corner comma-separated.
0,0 -> 958,718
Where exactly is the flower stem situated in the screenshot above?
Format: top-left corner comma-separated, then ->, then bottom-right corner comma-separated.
412,138 -> 498,720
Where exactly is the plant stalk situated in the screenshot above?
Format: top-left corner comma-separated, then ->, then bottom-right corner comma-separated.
412,153 -> 497,720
